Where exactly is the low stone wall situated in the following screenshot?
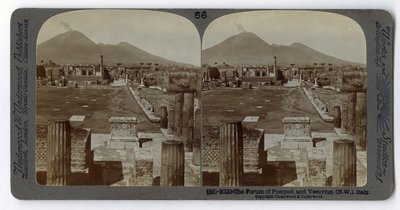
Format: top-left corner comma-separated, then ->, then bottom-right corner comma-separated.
202,126 -> 265,173
67,75 -> 102,85
302,88 -> 334,122
129,87 -> 160,123
36,125 -> 92,173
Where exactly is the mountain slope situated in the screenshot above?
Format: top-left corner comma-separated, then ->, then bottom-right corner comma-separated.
202,32 -> 362,66
37,30 -> 181,66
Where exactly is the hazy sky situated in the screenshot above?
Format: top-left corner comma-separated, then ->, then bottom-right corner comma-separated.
38,10 -> 201,66
203,11 -> 366,64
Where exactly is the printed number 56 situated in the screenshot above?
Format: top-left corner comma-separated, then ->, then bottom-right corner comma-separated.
195,11 -> 207,19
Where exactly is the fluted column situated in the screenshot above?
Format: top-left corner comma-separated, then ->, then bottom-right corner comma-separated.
47,120 -> 71,186
160,140 -> 184,186
219,121 -> 243,186
333,139 -> 357,186
160,106 -> 168,129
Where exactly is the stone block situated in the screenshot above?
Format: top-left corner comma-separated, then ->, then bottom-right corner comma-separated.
109,117 -> 138,149
306,148 -> 326,186
282,117 -> 311,138
109,117 -> 138,138
109,140 -> 138,149
281,140 -> 300,149
281,117 -> 312,149
132,149 -> 153,186
298,141 -> 312,148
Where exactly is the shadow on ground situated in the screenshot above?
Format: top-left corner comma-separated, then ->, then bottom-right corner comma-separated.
203,161 -> 297,186
36,161 -> 124,185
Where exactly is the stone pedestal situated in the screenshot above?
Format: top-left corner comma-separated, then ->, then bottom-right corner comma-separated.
139,78 -> 145,87
333,106 -> 341,128
182,92 -> 194,151
307,148 -> 326,186
160,106 -> 168,129
313,78 -> 318,87
281,117 -> 312,149
132,149 -> 153,186
356,92 -> 367,150
47,120 -> 71,186
160,140 -> 185,186
109,117 -> 138,149
347,92 -> 357,136
192,109 -> 201,166
333,139 -> 357,186
219,121 -> 243,186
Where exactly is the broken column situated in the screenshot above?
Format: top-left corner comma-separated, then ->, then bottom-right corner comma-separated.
356,92 -> 367,150
219,121 -> 243,186
173,93 -> 184,138
333,139 -> 357,186
47,120 -> 71,186
341,100 -> 348,134
160,106 -> 168,129
347,92 -> 357,136
333,106 -> 341,128
160,140 -> 185,186
192,109 -> 201,166
182,92 -> 194,151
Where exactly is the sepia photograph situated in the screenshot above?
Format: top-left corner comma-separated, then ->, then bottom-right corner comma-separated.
201,11 -> 367,187
7,5 -> 395,202
35,10 -> 201,186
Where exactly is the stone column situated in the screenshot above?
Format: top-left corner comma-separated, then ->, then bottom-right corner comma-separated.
333,106 -> 341,128
192,109 -> 201,166
167,103 -> 175,134
160,140 -> 185,186
47,120 -> 71,186
173,93 -> 184,138
182,92 -> 194,151
347,92 -> 357,136
333,139 -> 357,186
160,106 -> 168,129
341,100 -> 348,134
356,92 -> 367,150
219,121 -> 243,186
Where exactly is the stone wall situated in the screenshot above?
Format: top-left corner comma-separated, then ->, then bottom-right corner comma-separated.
36,125 -> 92,173
202,126 -> 265,172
